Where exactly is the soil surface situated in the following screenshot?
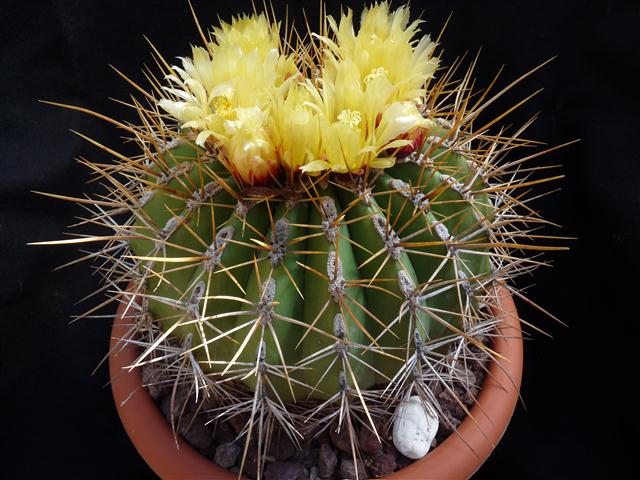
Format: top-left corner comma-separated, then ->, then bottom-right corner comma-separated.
143,342 -> 489,479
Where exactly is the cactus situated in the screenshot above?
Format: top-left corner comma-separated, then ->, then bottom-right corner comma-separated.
128,127 -> 495,404
37,2 -> 567,478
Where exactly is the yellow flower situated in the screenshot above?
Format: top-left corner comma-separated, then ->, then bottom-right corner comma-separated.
158,13 -> 297,185
315,2 -> 439,104
210,13 -> 278,59
300,2 -> 437,175
301,100 -> 431,174
270,81 -> 322,171
158,4 -> 438,180
216,107 -> 279,185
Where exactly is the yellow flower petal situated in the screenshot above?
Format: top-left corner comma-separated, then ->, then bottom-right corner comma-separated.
300,160 -> 332,173
371,157 -> 396,169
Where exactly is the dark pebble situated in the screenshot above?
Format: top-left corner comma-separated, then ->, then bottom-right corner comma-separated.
292,444 -> 318,469
264,462 -> 306,480
317,444 -> 337,477
177,412 -> 214,454
384,443 -> 399,458
227,412 -> 249,434
198,393 -> 218,415
311,428 -> 332,447
437,388 -> 466,419
359,424 -> 383,455
308,466 -> 320,480
395,453 -> 414,471
339,458 -> 367,480
238,443 -> 260,479
158,386 -> 194,421
462,385 -> 479,407
213,419 -> 236,444
442,415 -> 462,438
329,425 -> 352,452
367,452 -> 396,478
214,442 -> 242,469
268,430 -> 297,461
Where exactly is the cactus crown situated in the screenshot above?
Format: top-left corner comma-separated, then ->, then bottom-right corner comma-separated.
37,2 -> 568,478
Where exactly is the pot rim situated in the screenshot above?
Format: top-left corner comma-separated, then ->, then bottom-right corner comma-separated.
109,285 -> 522,479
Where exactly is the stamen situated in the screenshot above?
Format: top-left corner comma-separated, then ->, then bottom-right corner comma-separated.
337,109 -> 362,128
364,66 -> 388,83
212,96 -> 232,116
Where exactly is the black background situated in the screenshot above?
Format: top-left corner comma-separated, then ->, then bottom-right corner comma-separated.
1,1 -> 638,478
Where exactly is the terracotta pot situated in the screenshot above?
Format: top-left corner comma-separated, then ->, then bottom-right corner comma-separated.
109,286 -> 522,479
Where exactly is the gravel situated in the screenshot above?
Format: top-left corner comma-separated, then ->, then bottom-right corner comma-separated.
149,339 -> 491,479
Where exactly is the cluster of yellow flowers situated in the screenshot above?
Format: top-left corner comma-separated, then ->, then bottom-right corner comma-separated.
159,2 -> 439,185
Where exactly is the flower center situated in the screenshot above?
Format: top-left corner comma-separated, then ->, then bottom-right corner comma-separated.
364,66 -> 388,83
213,96 -> 232,116
337,109 -> 362,128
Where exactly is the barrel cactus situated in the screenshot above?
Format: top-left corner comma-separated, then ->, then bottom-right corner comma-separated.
39,1 -> 566,477
131,118 -> 497,395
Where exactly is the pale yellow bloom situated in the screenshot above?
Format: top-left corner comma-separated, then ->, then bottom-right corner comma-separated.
158,4 -> 438,180
301,100 -> 430,174
315,2 -> 439,104
217,107 -> 279,185
300,2 -> 436,174
158,13 -> 297,185
210,13 -> 279,59
270,81 -> 322,171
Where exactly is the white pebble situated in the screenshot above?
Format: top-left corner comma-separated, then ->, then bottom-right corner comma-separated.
392,395 -> 439,459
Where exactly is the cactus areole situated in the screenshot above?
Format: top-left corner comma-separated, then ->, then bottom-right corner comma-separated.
40,2 -> 566,477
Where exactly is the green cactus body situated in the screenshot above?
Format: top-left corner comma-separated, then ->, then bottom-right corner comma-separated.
130,132 -> 493,402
